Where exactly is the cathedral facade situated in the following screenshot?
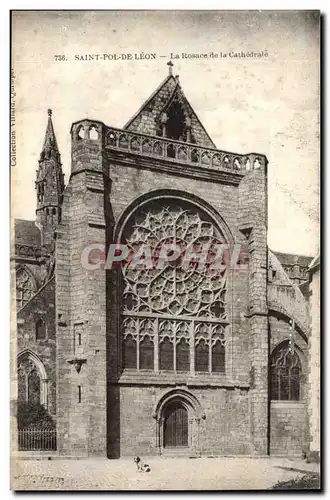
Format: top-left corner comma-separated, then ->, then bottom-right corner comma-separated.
14,66 -> 315,458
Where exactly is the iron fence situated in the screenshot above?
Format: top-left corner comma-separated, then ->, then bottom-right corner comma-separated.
18,428 -> 57,451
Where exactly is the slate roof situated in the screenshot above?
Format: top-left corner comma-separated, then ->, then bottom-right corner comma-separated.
42,109 -> 60,154
14,219 -> 41,246
274,251 -> 313,268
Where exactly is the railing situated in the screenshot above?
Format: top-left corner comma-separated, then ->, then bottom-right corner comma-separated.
18,428 -> 57,451
104,126 -> 267,174
15,244 -> 42,259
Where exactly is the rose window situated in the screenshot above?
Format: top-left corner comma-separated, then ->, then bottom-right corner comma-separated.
120,201 -> 229,374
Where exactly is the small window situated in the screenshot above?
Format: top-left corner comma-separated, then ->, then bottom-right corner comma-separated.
74,323 -> 84,354
76,125 -> 85,140
36,318 -> 46,340
89,126 -> 99,140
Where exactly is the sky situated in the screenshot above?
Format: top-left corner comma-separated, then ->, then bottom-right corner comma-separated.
11,10 -> 320,256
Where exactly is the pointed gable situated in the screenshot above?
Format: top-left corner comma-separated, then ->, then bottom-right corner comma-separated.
124,71 -> 216,149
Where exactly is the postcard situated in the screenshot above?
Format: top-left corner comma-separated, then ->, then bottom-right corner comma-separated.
10,10 -> 320,490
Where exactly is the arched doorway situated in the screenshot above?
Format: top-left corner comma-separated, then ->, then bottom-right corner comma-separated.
163,401 -> 188,448
153,389 -> 205,455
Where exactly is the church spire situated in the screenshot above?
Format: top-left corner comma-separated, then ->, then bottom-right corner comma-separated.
36,109 -> 65,249
40,109 -> 60,163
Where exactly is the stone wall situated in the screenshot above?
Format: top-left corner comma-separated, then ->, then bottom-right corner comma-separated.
108,385 -> 252,458
56,121 -> 109,457
238,167 -> 268,454
270,402 -> 307,456
268,314 -> 308,456
16,277 -> 56,416
307,263 -> 320,459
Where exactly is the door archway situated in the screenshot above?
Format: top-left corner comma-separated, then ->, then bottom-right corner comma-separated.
163,401 -> 188,448
153,389 -> 205,454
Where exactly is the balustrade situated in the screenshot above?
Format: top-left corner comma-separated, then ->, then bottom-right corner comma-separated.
104,126 -> 266,173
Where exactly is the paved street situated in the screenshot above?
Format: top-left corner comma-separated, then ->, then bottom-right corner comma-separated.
11,456 -> 320,490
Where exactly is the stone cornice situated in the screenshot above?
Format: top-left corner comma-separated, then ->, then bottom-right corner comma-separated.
114,371 -> 250,389
107,149 -> 246,186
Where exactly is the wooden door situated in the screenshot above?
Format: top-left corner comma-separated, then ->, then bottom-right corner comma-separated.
163,402 -> 188,448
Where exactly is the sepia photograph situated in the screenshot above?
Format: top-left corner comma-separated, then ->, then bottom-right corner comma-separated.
10,10 -> 320,490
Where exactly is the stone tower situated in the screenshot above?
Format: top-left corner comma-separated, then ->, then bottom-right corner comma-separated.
35,109 -> 65,250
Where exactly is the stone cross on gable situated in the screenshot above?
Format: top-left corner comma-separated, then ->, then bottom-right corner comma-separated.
167,60 -> 174,75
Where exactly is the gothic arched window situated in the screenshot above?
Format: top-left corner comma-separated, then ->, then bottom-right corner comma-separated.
89,125 -> 99,140
270,341 -> 302,401
17,351 -> 48,408
16,267 -> 36,310
120,199 -> 228,375
76,125 -> 85,140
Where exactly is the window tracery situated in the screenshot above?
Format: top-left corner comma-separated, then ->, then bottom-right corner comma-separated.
270,341 -> 302,401
16,267 -> 36,310
120,201 -> 228,374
